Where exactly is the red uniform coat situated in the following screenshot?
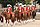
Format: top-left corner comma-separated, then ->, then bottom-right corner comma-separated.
18,6 -> 24,14
7,7 -> 12,14
26,6 -> 30,11
31,6 -> 36,10
8,7 -> 12,11
23,7 -> 28,14
26,6 -> 30,14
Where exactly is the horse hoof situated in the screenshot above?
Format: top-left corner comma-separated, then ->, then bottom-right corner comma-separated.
23,21 -> 26,25
25,21 -> 28,24
33,19 -> 35,22
18,20 -> 19,22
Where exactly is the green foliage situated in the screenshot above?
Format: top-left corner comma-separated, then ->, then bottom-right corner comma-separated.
25,0 -> 31,5
26,0 -> 31,2
0,0 -> 4,3
0,0 -> 31,11
7,0 -> 12,1
19,0 -> 22,3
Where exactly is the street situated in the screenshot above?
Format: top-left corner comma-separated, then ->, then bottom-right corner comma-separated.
0,20 -> 40,27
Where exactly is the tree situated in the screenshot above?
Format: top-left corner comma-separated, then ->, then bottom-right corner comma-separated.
37,0 -> 40,5
25,0 -> 31,5
0,0 -> 4,3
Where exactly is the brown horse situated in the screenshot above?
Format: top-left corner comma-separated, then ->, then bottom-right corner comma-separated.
1,9 -> 15,24
23,7 -> 28,21
14,9 -> 20,22
10,12 -> 16,23
27,11 -> 31,19
21,10 -> 24,21
1,11 -> 10,23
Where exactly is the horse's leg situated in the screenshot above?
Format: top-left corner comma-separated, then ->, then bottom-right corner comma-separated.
23,16 -> 25,20
18,16 -> 20,22
24,14 -> 26,20
28,12 -> 30,19
32,11 -> 36,21
26,13 -> 28,20
15,14 -> 18,22
17,15 -> 18,22
27,12 -> 31,22
25,15 -> 27,20
6,19 -> 7,23
5,17 -> 8,24
30,11 -> 32,19
0,16 -> 3,23
25,14 -> 27,21
1,17 -> 3,23
29,12 -> 31,19
30,12 -> 32,19
21,13 -> 24,21
18,13 -> 20,22
25,14 -> 27,20
8,18 -> 10,24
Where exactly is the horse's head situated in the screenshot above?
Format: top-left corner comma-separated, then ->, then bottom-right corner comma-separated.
1,11 -> 7,18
